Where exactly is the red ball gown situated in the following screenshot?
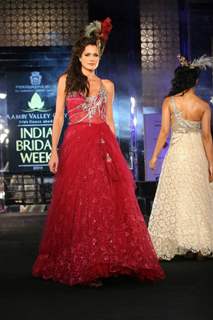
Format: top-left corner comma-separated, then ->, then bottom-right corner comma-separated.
32,82 -> 165,285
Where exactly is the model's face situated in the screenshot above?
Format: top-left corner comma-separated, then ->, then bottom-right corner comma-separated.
79,45 -> 100,72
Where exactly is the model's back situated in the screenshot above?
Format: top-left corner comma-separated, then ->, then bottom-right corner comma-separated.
171,91 -> 208,122
148,55 -> 213,261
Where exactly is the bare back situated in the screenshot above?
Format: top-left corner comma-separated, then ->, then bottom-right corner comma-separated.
170,91 -> 207,122
168,90 -> 213,168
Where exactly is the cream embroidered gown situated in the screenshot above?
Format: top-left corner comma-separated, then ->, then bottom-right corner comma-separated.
148,96 -> 213,260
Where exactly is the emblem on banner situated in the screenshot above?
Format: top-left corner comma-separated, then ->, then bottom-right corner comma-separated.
23,92 -> 51,112
30,72 -> 42,86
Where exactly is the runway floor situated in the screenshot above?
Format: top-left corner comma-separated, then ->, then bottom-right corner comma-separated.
0,227 -> 213,320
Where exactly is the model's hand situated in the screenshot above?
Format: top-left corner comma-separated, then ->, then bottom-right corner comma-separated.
48,151 -> 59,174
209,163 -> 213,182
149,156 -> 157,170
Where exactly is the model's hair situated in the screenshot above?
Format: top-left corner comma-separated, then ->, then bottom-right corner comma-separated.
64,36 -> 101,97
167,66 -> 201,96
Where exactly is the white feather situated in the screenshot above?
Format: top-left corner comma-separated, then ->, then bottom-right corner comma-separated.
84,21 -> 101,38
190,55 -> 213,70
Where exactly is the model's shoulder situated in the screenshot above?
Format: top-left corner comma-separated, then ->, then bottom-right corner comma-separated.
57,74 -> 67,92
196,96 -> 210,110
162,96 -> 171,107
163,96 -> 171,103
102,79 -> 114,89
58,73 -> 67,84
200,98 -> 209,109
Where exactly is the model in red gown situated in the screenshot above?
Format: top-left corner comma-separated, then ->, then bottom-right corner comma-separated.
32,80 -> 165,286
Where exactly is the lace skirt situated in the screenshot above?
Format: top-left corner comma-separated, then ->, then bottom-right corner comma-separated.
148,131 -> 213,260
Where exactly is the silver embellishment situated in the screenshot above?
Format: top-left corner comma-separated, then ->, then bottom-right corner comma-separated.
68,86 -> 107,125
170,96 -> 201,145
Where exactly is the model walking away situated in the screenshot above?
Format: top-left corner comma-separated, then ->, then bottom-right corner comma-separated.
148,55 -> 213,261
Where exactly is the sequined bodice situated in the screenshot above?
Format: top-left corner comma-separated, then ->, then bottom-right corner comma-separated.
170,96 -> 201,133
66,83 -> 107,125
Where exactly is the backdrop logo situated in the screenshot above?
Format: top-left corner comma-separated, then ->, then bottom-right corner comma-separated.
7,69 -> 55,172
30,71 -> 42,86
23,92 -> 51,112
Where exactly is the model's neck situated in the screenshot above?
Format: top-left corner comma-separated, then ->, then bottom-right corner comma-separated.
81,68 -> 95,80
179,87 -> 195,97
186,87 -> 195,96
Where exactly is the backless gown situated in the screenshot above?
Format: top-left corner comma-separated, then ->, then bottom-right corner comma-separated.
148,96 -> 213,260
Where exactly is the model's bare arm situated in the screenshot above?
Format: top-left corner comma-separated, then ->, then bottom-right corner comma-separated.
201,104 -> 213,179
149,98 -> 171,170
51,75 -> 66,153
48,75 -> 66,173
104,80 -> 116,135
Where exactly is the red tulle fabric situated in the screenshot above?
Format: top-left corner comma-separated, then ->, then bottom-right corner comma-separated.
32,88 -> 165,286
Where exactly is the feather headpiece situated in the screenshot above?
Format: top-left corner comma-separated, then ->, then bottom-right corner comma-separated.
190,55 -> 213,69
83,17 -> 112,55
177,54 -> 213,70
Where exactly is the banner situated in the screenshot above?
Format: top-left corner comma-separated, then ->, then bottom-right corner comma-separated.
7,69 -> 56,173
144,113 -> 170,181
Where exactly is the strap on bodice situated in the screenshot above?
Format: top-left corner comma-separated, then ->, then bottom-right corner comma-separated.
170,96 -> 180,116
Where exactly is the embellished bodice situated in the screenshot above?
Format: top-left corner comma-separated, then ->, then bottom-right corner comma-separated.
66,83 -> 107,125
170,96 -> 201,133
170,97 -> 201,145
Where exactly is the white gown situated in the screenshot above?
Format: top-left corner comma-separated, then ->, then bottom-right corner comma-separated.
148,96 -> 213,260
